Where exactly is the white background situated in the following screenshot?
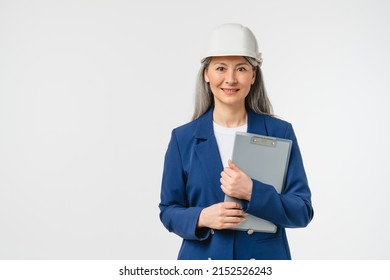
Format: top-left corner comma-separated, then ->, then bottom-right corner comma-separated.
1,0 -> 389,260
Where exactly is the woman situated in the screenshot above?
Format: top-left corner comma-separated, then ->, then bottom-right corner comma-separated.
159,23 -> 314,260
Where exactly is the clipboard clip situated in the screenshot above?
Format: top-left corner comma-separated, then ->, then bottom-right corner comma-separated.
251,136 -> 277,147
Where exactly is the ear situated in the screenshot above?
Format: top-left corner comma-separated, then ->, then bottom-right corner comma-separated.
204,69 -> 210,83
251,69 -> 256,85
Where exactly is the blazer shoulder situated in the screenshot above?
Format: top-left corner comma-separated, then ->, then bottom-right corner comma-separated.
264,114 -> 292,128
262,114 -> 293,138
171,118 -> 199,141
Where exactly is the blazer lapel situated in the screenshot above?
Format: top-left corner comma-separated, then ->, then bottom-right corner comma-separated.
247,109 -> 268,136
193,109 -> 225,201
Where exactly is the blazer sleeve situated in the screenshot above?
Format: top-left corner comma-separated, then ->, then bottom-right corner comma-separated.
244,124 -> 314,228
159,130 -> 210,241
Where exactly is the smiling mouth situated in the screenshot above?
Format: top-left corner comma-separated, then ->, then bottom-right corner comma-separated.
222,88 -> 239,94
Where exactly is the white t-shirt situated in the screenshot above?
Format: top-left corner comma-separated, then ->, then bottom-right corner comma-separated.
213,122 -> 247,168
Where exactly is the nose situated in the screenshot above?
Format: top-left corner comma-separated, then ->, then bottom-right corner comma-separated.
225,69 -> 237,85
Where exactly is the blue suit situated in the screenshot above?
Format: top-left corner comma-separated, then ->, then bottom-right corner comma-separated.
159,108 -> 313,260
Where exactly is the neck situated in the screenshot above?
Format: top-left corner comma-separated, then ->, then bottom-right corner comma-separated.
213,103 -> 247,128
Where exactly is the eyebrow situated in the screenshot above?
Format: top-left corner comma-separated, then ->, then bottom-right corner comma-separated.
212,61 -> 251,67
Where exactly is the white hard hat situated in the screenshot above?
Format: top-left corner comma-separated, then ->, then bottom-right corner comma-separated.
201,23 -> 262,64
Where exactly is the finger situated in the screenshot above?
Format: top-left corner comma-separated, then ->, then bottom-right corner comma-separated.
220,184 -> 235,197
222,201 -> 242,209
221,216 -> 246,228
220,172 -> 230,184
223,167 -> 236,178
225,209 -> 246,218
217,221 -> 244,230
220,222 -> 244,229
220,181 -> 232,195
228,159 -> 240,171
224,216 -> 246,223
220,184 -> 231,196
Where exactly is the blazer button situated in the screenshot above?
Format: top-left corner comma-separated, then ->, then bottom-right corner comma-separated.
247,229 -> 254,235
210,229 -> 215,235
250,258 -> 256,260
208,257 -> 212,260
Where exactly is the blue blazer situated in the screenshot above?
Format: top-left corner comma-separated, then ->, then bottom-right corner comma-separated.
159,108 -> 314,260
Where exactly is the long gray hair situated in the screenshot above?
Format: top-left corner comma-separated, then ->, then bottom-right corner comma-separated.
192,56 -> 273,120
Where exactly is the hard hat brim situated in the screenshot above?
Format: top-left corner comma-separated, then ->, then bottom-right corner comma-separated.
200,52 -> 262,64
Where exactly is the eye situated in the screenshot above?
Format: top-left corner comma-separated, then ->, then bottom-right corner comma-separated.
237,67 -> 248,72
216,66 -> 225,72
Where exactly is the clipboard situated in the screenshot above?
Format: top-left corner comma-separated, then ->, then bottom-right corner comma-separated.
224,131 -> 292,233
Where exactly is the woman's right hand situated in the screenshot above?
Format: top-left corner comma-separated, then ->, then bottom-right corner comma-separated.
197,202 -> 246,230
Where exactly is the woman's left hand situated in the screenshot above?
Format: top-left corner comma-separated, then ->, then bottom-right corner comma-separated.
220,160 -> 253,201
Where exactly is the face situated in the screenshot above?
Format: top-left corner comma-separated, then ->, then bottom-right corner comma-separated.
204,56 -> 256,109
